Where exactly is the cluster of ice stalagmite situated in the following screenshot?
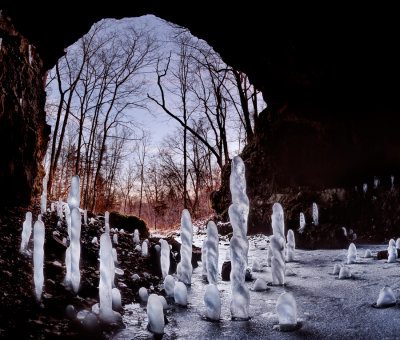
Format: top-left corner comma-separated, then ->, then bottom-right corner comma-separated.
147,294 -> 165,334
270,203 -> 286,285
312,202 -> 318,226
376,286 -> 396,307
347,243 -> 357,264
286,229 -> 295,262
177,209 -> 193,285
204,221 -> 220,321
228,156 -> 250,320
133,229 -> 140,244
20,211 -> 32,253
99,233 -> 119,323
160,239 -> 170,279
33,219 -> 45,301
40,178 -> 47,214
276,292 -> 297,326
201,237 -> 208,280
104,211 -> 110,234
298,213 -> 306,233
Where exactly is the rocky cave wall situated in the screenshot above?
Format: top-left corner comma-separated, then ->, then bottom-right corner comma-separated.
1,6 -> 399,241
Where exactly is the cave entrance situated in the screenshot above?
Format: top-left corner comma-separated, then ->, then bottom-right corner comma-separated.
44,15 -> 266,230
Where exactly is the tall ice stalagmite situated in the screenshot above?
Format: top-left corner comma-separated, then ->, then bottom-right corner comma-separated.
229,156 -> 250,320
177,209 -> 193,285
33,219 -> 45,301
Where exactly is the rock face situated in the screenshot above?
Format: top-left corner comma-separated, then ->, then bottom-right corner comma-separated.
0,13 -> 50,207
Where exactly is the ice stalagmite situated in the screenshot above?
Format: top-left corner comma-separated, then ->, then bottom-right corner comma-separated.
40,178 -> 47,214
33,220 -> 45,301
177,209 -> 193,285
347,243 -> 357,264
271,203 -> 286,285
147,294 -> 165,334
84,210 -> 87,225
133,229 -> 140,244
71,208 -> 81,293
206,221 -> 219,284
99,233 -> 118,323
174,282 -> 188,306
363,183 -> 368,193
204,284 -> 221,320
298,213 -> 306,233
312,202 -> 319,226
164,275 -> 175,297
396,238 -> 400,249
142,241 -> 148,257
57,198 -> 63,219
67,175 -> 80,210
228,156 -> 250,320
388,239 -> 397,261
201,237 -> 208,280
286,229 -> 295,262
376,286 -> 396,307
113,233 -> 118,245
105,211 -> 110,234
160,239 -> 170,279
276,292 -> 297,327
20,211 -> 32,253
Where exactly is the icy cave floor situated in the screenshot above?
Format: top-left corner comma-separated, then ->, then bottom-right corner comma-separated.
117,235 -> 400,339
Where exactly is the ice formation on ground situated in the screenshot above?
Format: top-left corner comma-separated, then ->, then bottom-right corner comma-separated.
363,183 -> 368,193
363,249 -> 372,258
376,286 -> 396,307
387,243 -> 397,263
206,221 -> 219,285
312,202 -> 319,226
20,211 -> 32,253
201,237 -> 208,280
253,278 -> 267,291
204,284 -> 221,320
252,260 -> 261,272
286,229 -> 295,262
33,219 -> 45,301
99,233 -> 117,323
388,239 -> 397,258
105,211 -> 110,234
92,237 -> 98,245
347,243 -> 357,264
133,229 -> 140,244
270,235 -> 286,285
229,156 -> 250,320
112,248 -> 118,264
112,287 -> 122,310
40,178 -> 47,214
177,209 -> 193,285
139,287 -> 149,302
164,275 -> 175,297
174,281 -> 188,306
147,294 -> 165,334
113,233 -> 118,245
339,266 -> 352,279
142,241 -> 148,257
276,292 -> 297,326
160,239 -> 170,279
332,263 -> 343,275
70,208 -> 81,293
298,213 -> 306,233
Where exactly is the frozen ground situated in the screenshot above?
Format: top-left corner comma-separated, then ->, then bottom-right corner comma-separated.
116,232 -> 400,339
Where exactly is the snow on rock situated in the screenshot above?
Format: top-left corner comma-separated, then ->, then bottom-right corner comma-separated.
312,202 -> 319,226
164,275 -> 175,297
177,209 -> 193,285
332,263 -> 343,275
70,208 -> 81,294
139,287 -> 149,302
142,241 -> 148,257
160,239 -> 170,279
33,219 -> 45,301
174,281 -> 188,306
347,243 -> 357,264
286,229 -> 295,262
40,178 -> 47,214
147,294 -> 165,334
298,213 -> 306,233
228,156 -> 250,320
276,292 -> 297,326
363,249 -> 372,258
113,233 -> 118,245
112,288 -> 122,311
206,221 -> 219,285
92,237 -> 98,245
338,266 -> 352,279
133,229 -> 140,244
201,237 -> 208,280
20,211 -> 32,254
376,286 -> 396,307
253,278 -> 268,291
204,283 -> 221,320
